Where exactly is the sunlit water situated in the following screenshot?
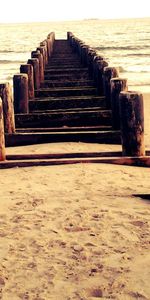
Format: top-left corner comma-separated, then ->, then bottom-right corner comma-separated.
0,18 -> 150,92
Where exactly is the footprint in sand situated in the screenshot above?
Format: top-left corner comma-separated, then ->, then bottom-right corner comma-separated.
86,287 -> 103,298
130,220 -> 148,227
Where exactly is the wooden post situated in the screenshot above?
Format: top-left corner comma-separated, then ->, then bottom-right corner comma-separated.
40,41 -> 48,65
37,46 -> 46,69
47,37 -> 52,58
87,49 -> 97,79
13,74 -> 28,114
110,78 -> 128,129
103,67 -> 119,108
0,83 -> 15,133
31,51 -> 44,83
27,58 -> 40,90
93,58 -> 108,96
81,46 -> 89,66
20,64 -> 34,99
0,98 -> 6,161
119,91 -> 145,156
47,32 -> 55,55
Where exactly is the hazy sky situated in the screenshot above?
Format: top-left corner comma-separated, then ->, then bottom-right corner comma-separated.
0,0 -> 150,23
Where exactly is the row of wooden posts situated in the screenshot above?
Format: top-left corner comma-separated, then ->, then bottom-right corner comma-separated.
67,32 -> 145,157
0,31 -> 145,161
0,32 -> 55,161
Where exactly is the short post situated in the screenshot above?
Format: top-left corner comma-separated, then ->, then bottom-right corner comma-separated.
103,67 -> 119,108
13,74 -> 29,114
0,98 -> 6,161
27,58 -> 40,90
20,64 -> 34,99
0,83 -> 15,133
110,78 -> 128,129
119,91 -> 145,156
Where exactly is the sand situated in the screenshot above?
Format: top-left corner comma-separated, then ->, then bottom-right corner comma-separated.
0,93 -> 150,300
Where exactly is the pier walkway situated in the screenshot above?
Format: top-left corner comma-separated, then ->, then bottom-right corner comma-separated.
0,32 -> 149,168
8,36 -> 120,146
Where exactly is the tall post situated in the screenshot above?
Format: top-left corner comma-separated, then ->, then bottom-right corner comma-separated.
110,78 -> 128,129
93,58 -> 108,96
103,66 -> 119,108
27,58 -> 40,90
40,41 -> 48,65
0,98 -> 6,161
119,91 -> 145,156
37,46 -> 46,70
20,64 -> 34,99
13,74 -> 29,114
31,51 -> 44,83
0,83 -> 15,133
87,49 -> 97,79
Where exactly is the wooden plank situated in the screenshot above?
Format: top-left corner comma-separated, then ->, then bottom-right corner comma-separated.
6,151 -> 123,160
35,87 -> 97,97
15,110 -> 112,128
40,80 -> 95,88
44,73 -> 89,80
1,156 -> 150,169
6,150 -> 150,160
45,64 -> 82,69
30,107 -> 106,114
29,96 -> 105,112
5,130 -> 120,147
44,67 -> 88,74
16,125 -> 112,132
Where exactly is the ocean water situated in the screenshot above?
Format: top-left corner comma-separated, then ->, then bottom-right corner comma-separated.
0,18 -> 150,92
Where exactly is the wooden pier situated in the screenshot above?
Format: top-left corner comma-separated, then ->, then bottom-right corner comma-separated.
0,32 -> 149,168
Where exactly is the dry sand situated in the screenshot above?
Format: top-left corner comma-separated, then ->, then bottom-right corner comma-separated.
0,93 -> 150,300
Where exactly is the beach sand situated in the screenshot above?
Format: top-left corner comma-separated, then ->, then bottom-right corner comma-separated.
0,93 -> 150,299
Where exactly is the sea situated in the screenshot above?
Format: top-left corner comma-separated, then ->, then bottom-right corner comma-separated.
0,18 -> 150,93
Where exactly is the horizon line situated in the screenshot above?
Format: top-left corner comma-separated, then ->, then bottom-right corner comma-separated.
0,16 -> 150,25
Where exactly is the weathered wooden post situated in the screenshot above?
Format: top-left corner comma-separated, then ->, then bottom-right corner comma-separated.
31,51 -> 44,83
13,74 -> 29,114
47,32 -> 55,56
81,45 -> 89,67
0,98 -> 6,161
20,64 -> 34,99
27,58 -> 40,90
78,41 -> 85,64
119,91 -> 145,156
103,67 -> 119,108
110,78 -> 128,129
87,48 -> 97,79
94,58 -> 108,96
37,46 -> 46,69
0,83 -> 15,133
40,41 -> 48,65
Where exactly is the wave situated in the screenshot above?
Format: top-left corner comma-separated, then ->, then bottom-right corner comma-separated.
0,50 -> 28,53
94,45 -> 150,51
129,83 -> 150,86
125,53 -> 150,57
94,46 -> 138,51
119,66 -> 150,73
0,59 -> 25,64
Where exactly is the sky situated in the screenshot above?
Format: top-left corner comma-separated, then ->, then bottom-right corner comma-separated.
0,0 -> 150,23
